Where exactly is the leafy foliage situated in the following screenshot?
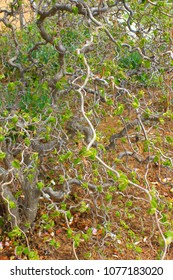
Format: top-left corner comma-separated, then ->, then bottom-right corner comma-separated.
0,0 -> 173,260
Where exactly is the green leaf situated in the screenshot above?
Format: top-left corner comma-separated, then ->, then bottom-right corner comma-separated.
0,74 -> 5,80
47,116 -> 56,124
132,97 -> 140,109
41,214 -> 49,221
135,246 -> 142,253
66,210 -> 72,220
166,136 -> 173,143
73,158 -> 81,165
0,151 -> 6,160
72,6 -> 79,15
148,207 -> 156,215
9,200 -> 16,209
144,60 -> 151,69
0,135 -> 5,142
12,116 -> 18,124
106,98 -> 114,105
114,103 -> 124,115
28,250 -> 39,260
164,231 -> 173,245
23,247 -> 30,255
107,169 -> 118,181
79,147 -> 97,159
59,151 -> 72,162
8,226 -> 22,238
81,182 -> 88,189
37,181 -> 44,190
49,239 -> 60,249
118,174 -> 129,191
82,233 -> 90,242
8,82 -> 16,91
164,231 -> 173,239
105,193 -> 112,202
115,211 -> 121,218
118,181 -> 128,191
163,159 -> 171,167
79,201 -> 89,213
67,228 -> 73,238
24,137 -> 31,146
74,233 -> 81,247
12,159 -> 21,169
161,213 -> 168,223
151,197 -> 157,208
59,175 -> 65,184
16,246 -> 23,255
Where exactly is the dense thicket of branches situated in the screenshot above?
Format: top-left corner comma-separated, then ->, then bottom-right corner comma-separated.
0,0 -> 173,260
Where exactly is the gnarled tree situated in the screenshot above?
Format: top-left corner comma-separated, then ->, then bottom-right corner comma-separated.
0,0 -> 173,260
